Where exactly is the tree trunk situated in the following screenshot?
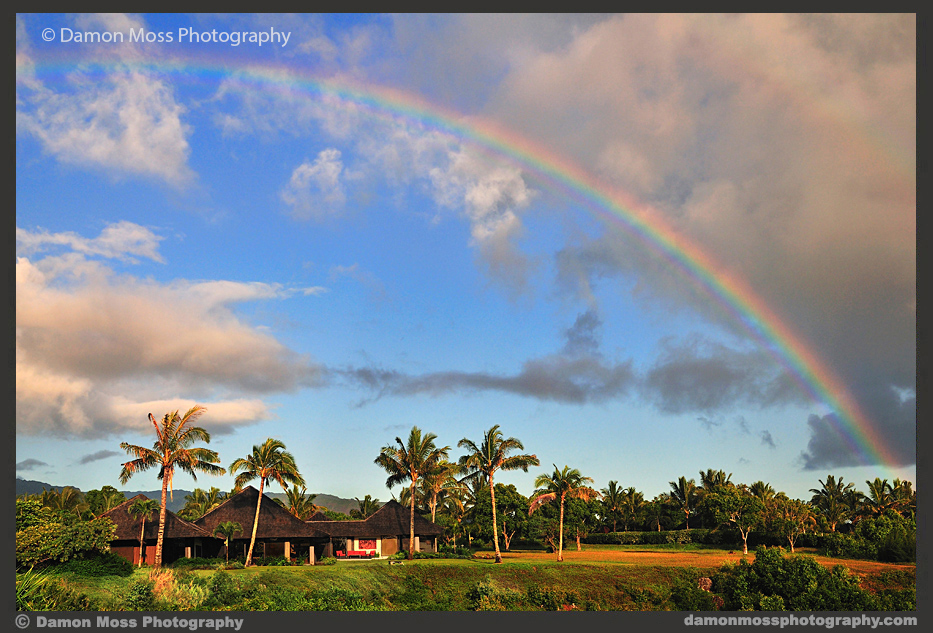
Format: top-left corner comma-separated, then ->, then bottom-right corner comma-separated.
138,519 -> 146,567
408,480 -> 416,560
156,474 -> 169,567
576,530 -> 581,551
490,476 -> 503,563
430,491 -> 437,524
246,480 -> 264,566
557,494 -> 565,562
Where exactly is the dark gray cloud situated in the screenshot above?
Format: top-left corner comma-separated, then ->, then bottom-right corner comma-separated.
760,430 -> 776,449
343,309 -> 634,405
77,450 -> 121,465
640,336 -> 809,415
698,416 -> 723,432
16,458 -> 48,471
798,387 -> 915,470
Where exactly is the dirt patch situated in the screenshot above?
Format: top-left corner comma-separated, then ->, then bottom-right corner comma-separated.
493,548 -> 915,577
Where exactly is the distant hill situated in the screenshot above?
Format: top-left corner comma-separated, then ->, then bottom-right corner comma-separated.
16,477 -> 374,515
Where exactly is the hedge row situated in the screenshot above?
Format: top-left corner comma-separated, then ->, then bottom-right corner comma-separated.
581,529 -> 823,548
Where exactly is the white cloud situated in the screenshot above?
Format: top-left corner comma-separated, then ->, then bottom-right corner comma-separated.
280,149 -> 347,220
16,221 -> 165,263
16,225 -> 326,438
17,68 -> 193,187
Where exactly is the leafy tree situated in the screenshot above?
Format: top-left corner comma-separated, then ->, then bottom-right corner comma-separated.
749,481 -> 776,503
16,498 -> 115,567
458,425 -> 539,563
126,498 -> 159,567
528,464 -> 599,562
85,486 -> 126,516
771,497 -> 815,553
564,496 -> 601,551
350,494 -> 381,519
119,405 -> 225,567
213,521 -> 243,564
230,437 -> 305,566
472,484 -> 529,551
375,426 -> 449,560
669,476 -> 698,529
704,484 -> 765,554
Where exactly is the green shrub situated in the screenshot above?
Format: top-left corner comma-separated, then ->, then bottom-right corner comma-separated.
52,552 -> 134,577
169,557 -> 224,570
467,575 -> 523,611
125,579 -> 155,611
712,546 -> 891,611
525,585 -> 579,611
307,587 -> 378,611
316,556 -> 338,565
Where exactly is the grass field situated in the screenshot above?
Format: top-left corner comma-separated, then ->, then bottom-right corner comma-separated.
48,544 -> 915,611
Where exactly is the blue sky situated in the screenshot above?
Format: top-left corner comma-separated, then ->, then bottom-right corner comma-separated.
15,14 -> 916,503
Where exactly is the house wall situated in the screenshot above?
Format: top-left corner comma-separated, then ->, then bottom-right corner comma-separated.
380,536 -> 399,557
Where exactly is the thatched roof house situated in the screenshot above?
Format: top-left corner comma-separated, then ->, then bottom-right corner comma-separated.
101,494 -> 216,565
104,487 -> 448,564
308,499 -> 444,557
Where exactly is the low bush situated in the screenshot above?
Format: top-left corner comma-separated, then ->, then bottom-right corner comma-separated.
467,575 -> 523,611
710,546 -> 909,611
51,552 -> 135,577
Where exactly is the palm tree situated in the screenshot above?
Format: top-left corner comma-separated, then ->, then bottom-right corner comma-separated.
213,521 -> 243,564
126,498 -> 160,567
600,481 -> 625,532
284,484 -> 318,520
528,464 -> 599,562
458,425 -> 539,564
862,478 -> 893,518
350,494 -> 381,520
809,475 -> 855,532
669,476 -> 698,529
375,426 -> 450,560
622,486 -> 645,531
46,486 -> 89,517
749,481 -> 776,503
119,405 -> 225,567
420,459 -> 461,523
699,469 -> 733,493
229,438 -> 305,566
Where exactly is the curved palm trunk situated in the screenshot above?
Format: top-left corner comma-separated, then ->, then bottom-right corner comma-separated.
246,479 -> 264,566
155,475 -> 169,567
489,477 -> 504,563
557,494 -> 565,562
408,481 -> 416,560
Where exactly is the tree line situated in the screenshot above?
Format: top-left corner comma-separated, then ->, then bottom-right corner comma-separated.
17,405 -> 917,569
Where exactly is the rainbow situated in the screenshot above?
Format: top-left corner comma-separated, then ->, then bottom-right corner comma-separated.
22,54 -> 906,470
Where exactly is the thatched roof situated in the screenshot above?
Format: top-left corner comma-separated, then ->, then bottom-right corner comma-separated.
307,511 -> 331,521
309,499 -> 444,538
194,486 -> 329,539
101,494 -> 215,541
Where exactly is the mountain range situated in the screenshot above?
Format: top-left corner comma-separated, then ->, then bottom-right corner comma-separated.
15,477 -> 371,515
